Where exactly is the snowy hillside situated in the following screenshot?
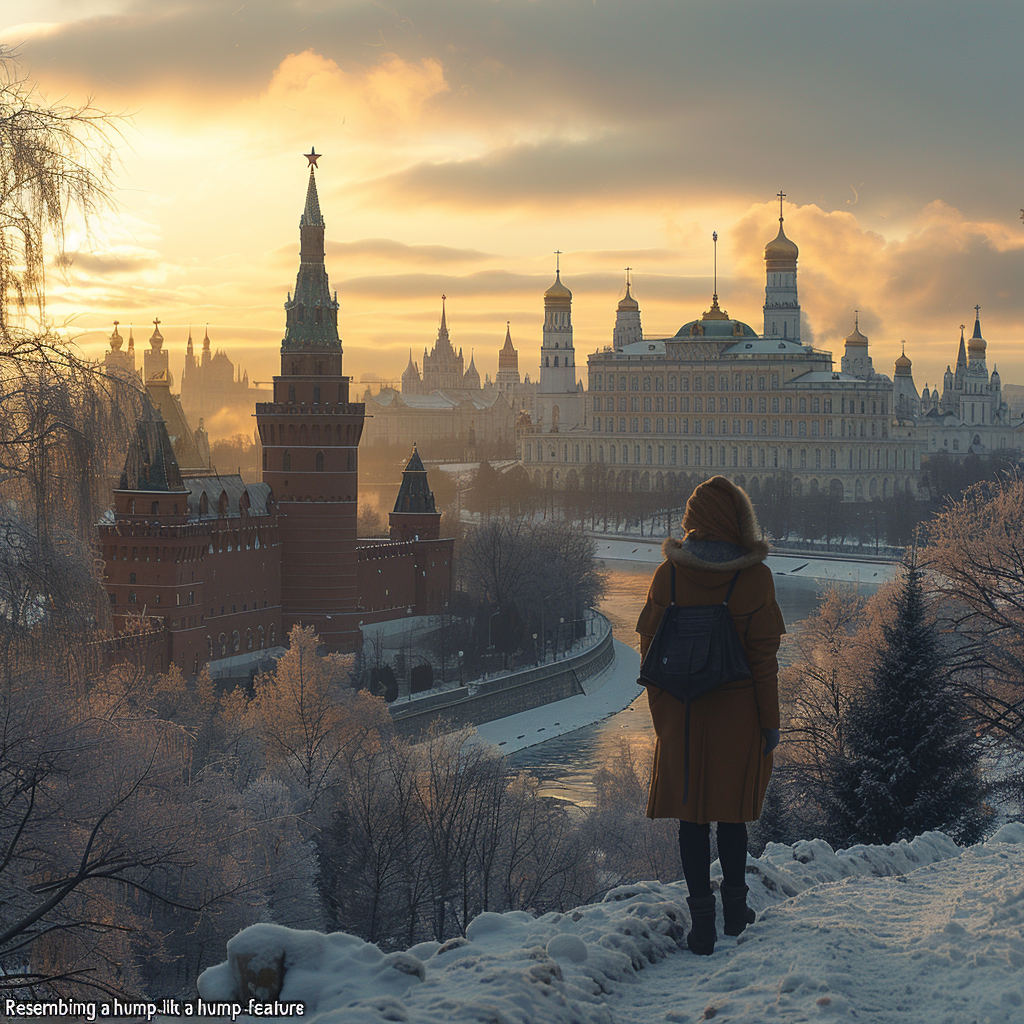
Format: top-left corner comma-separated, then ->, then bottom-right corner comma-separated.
198,824 -> 1024,1024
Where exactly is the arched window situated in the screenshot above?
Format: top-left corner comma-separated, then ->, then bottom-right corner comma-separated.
283,450 -> 291,471
315,450 -> 324,472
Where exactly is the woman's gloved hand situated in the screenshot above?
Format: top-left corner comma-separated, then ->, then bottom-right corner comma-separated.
762,728 -> 781,756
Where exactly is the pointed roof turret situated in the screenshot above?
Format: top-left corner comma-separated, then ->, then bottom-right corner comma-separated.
300,166 -> 324,228
202,325 -> 211,352
955,324 -> 969,375
186,326 -> 194,355
118,395 -> 186,493
968,304 -> 987,360
500,321 -> 516,355
393,444 -> 437,514
284,150 -> 340,349
127,326 -> 135,352
463,350 -> 480,389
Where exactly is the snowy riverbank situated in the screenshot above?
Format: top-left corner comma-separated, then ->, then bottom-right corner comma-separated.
465,638 -> 641,756
198,822 -> 1024,1024
594,536 -> 900,585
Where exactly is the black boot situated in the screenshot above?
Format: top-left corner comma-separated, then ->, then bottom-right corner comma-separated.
720,883 -> 756,936
685,894 -> 717,955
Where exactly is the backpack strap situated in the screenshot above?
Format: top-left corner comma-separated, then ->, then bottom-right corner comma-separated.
722,570 -> 741,606
670,563 -> 676,606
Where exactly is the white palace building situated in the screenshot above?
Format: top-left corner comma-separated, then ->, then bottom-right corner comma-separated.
518,200 -> 1023,502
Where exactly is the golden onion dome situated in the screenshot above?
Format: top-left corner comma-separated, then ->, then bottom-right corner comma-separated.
764,219 -> 799,266
109,321 -> 124,352
894,348 -> 912,375
544,270 -> 572,304
617,283 -> 639,312
845,324 -> 868,347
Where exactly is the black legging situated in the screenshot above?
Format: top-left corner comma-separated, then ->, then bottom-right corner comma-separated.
678,821 -> 748,897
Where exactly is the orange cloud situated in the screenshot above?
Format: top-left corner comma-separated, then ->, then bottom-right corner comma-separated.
260,50 -> 449,137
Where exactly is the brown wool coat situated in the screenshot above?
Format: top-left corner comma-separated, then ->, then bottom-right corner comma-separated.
637,538 -> 785,824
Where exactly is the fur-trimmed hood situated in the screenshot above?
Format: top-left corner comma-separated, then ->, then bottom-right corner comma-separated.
663,476 -> 770,571
662,534 -> 769,572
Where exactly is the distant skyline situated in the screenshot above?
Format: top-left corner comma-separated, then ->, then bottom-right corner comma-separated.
5,0 -> 1023,398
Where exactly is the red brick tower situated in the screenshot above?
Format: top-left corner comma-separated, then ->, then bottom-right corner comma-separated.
255,150 -> 365,651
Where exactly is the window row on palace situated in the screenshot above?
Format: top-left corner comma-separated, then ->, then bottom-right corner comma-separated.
523,442 -> 914,471
588,371 -> 784,392
583,417 -> 889,438
589,395 -> 888,415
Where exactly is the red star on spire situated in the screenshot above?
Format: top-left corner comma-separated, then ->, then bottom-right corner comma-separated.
304,147 -> 321,167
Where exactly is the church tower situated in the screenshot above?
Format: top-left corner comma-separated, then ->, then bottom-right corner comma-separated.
612,270 -> 643,350
144,318 -> 171,383
840,312 -> 874,378
763,192 -> 801,343
255,150 -> 365,652
495,322 -> 520,390
539,255 -> 577,394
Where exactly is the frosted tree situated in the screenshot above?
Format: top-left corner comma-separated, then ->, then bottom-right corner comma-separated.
826,561 -> 986,846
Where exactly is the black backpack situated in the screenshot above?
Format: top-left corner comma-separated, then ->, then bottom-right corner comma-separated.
638,565 -> 751,801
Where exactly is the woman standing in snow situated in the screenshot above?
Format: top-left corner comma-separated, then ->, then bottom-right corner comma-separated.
636,476 -> 785,955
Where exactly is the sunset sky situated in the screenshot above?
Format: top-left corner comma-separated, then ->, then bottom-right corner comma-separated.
6,0 -> 1023,414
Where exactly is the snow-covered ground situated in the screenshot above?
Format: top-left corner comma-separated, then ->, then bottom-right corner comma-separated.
467,639 -> 641,756
198,823 -> 1024,1024
594,537 -> 900,585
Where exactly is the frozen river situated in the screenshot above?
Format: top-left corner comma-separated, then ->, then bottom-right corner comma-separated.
506,544 -> 898,804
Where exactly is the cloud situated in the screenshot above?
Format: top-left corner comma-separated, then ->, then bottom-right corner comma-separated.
258,49 -> 448,137
269,237 -> 493,269
55,250 -> 157,274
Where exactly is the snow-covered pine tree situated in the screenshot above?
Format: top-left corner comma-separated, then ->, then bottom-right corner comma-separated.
826,560 -> 987,846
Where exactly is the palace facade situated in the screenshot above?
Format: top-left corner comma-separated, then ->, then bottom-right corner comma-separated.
519,205 -> 1023,500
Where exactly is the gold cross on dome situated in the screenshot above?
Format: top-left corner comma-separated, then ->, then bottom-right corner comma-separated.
777,190 -> 787,218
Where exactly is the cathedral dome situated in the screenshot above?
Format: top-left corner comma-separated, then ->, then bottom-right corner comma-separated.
894,349 -> 912,376
544,271 -> 572,306
617,283 -> 639,312
764,221 -> 799,268
845,322 -> 868,347
109,322 -> 124,352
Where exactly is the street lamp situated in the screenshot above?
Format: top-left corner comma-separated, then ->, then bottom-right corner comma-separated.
488,607 -> 500,652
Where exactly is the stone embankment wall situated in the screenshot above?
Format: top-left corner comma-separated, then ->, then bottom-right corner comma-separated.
390,620 -> 614,738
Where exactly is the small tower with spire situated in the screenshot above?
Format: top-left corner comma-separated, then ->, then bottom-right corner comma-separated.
762,191 -> 801,343
401,349 -> 422,395
103,320 -> 139,382
144,317 -> 172,384
389,445 -> 441,542
612,269 -> 643,350
495,321 -> 520,390
462,350 -> 481,390
421,296 -> 465,392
